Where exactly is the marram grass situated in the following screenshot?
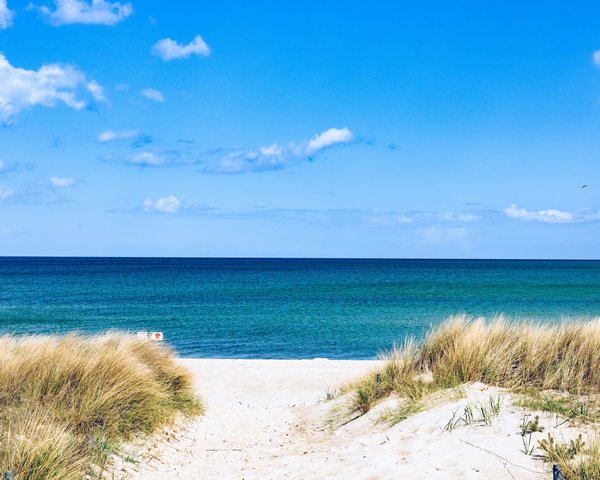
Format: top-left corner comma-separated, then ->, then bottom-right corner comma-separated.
345,314 -> 600,479
0,333 -> 202,480
348,314 -> 600,415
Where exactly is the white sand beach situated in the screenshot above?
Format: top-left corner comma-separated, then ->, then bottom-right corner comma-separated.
119,359 -> 582,480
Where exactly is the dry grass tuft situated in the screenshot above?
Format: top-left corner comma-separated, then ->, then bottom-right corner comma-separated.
421,315 -> 600,392
0,333 -> 202,479
349,314 -> 600,416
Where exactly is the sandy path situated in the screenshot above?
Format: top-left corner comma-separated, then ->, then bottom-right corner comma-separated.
126,359 -> 376,479
123,359 -> 568,480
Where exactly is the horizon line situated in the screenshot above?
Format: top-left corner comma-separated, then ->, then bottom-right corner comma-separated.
0,255 -> 598,262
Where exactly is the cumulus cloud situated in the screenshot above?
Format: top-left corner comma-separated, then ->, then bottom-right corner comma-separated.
152,35 -> 210,61
208,127 -> 356,173
0,0 -> 14,29
504,204 -> 600,223
143,195 -> 180,213
40,0 -> 133,26
128,151 -> 165,166
306,127 -> 354,154
98,129 -> 140,142
50,176 -> 75,187
141,88 -> 164,102
0,53 -> 103,123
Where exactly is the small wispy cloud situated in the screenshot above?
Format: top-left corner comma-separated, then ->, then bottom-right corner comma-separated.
40,0 -> 133,26
50,176 -> 75,187
143,195 -> 181,213
439,212 -> 481,222
128,151 -> 166,166
98,129 -> 140,142
0,0 -> 14,29
0,227 -> 22,237
504,204 -> 600,223
0,160 -> 35,175
365,214 -> 412,226
0,187 -> 14,200
152,35 -> 210,61
141,88 -> 165,103
365,210 -> 481,227
207,127 -> 356,173
0,53 -> 104,123
593,50 -> 600,67
86,80 -> 105,102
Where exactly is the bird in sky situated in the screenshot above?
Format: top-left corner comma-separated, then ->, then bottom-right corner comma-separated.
582,184 -> 588,189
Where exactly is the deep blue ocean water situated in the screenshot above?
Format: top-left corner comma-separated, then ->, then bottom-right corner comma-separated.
0,257 -> 599,359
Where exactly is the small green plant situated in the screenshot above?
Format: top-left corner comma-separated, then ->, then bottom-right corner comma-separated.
521,433 -> 536,455
444,395 -> 502,431
382,401 -> 424,426
479,395 -> 502,426
520,414 -> 544,436
463,403 -> 474,424
444,407 -> 461,432
324,388 -> 339,402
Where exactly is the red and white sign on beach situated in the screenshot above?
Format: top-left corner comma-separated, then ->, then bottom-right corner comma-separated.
150,332 -> 164,341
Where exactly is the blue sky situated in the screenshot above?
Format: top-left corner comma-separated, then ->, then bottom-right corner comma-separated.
0,0 -> 599,258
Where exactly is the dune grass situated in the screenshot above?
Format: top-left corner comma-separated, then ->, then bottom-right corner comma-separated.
347,314 -> 600,415
0,333 -> 202,480
344,314 -> 600,478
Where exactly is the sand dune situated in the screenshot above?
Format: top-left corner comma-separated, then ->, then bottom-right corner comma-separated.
117,359 -> 580,480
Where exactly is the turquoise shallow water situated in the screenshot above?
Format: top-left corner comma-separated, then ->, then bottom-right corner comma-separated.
0,257 -> 599,358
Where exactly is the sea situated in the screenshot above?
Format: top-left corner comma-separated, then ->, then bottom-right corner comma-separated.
0,257 -> 598,359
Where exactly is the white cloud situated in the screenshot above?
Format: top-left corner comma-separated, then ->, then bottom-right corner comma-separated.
307,127 -> 354,154
128,151 -> 165,166
98,129 -> 140,142
593,50 -> 600,67
141,88 -> 164,102
0,0 -> 14,29
0,187 -> 14,200
143,195 -> 180,213
86,80 -> 105,101
152,35 -> 210,61
504,204 -> 600,223
208,127 -> 356,173
0,53 -> 103,123
40,0 -> 133,26
50,176 -> 75,187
